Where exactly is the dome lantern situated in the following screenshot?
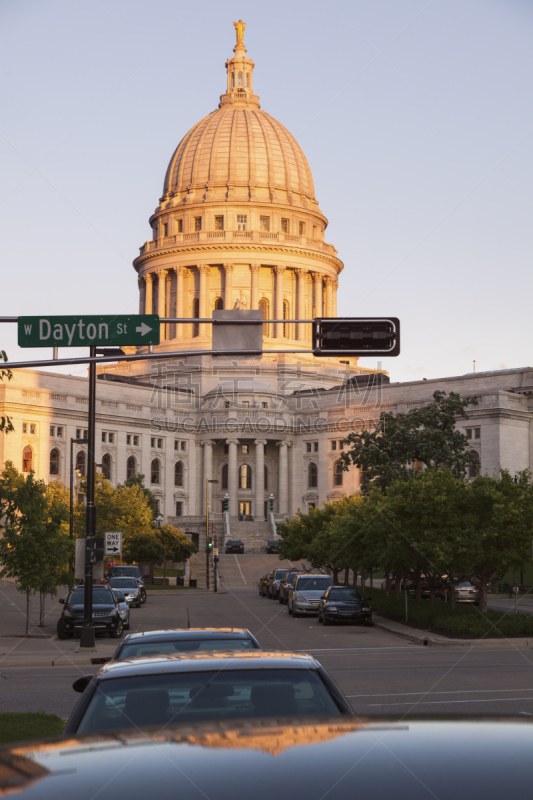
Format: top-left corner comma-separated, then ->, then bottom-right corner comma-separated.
220,19 -> 259,108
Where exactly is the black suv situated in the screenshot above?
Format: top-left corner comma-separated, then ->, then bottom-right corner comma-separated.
265,540 -> 279,554
57,585 -> 124,640
225,540 -> 244,554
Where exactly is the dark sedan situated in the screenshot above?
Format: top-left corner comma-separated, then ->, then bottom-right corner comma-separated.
318,586 -> 372,626
278,569 -> 302,604
65,652 -> 353,735
111,628 -> 261,660
57,586 -> 124,640
225,539 -> 244,554
6,719 -> 533,799
265,539 -> 279,554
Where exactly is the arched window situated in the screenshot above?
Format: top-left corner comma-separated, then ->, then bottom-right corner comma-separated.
76,450 -> 86,477
222,463 -> 229,490
175,461 -> 183,487
469,450 -> 480,479
308,462 -> 318,488
239,464 -> 252,490
259,297 -> 270,337
49,448 -> 60,476
333,460 -> 343,487
126,455 -> 136,479
238,71 -> 243,86
192,297 -> 199,338
213,297 -> 223,310
151,459 -> 160,485
264,464 -> 268,491
22,446 -> 33,473
101,453 -> 111,480
283,300 -> 290,338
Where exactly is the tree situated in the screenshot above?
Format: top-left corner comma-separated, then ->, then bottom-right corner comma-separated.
0,466 -> 69,634
156,524 -> 196,581
0,350 -> 14,435
120,474 -> 158,519
340,390 -> 478,494
74,475 -> 154,540
123,532 -> 164,567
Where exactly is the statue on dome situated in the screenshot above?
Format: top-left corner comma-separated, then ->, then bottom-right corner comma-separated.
233,19 -> 245,46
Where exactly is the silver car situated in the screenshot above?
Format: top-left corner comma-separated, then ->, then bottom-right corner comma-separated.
108,577 -> 142,608
111,589 -> 131,630
288,573 -> 334,617
454,581 -> 480,604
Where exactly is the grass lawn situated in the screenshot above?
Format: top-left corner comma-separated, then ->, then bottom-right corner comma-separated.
370,588 -> 533,638
0,712 -> 64,745
153,568 -> 184,577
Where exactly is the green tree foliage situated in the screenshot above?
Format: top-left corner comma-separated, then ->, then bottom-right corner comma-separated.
0,464 -> 69,634
156,524 -> 197,581
74,475 -> 154,539
119,474 -> 158,519
0,351 -> 14,435
340,390 -> 478,494
123,532 -> 165,566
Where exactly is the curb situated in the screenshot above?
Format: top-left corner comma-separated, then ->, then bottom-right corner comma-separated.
373,615 -> 533,648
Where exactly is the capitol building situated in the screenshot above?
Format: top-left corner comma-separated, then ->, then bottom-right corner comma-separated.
1,24 -> 532,551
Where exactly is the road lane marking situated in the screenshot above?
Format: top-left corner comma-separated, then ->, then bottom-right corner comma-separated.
359,697 -> 533,706
347,687 -> 533,698
234,555 -> 246,585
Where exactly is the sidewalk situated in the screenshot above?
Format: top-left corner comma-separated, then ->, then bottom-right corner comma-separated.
373,613 -> 533,648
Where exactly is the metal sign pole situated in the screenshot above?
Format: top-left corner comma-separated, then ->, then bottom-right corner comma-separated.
80,346 -> 96,648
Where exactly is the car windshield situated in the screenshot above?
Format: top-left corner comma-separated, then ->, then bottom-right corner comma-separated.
274,570 -> 288,579
69,589 -> 114,605
456,582 -> 475,588
109,578 -> 138,588
75,668 -> 342,733
296,577 -> 333,591
327,588 -> 364,601
112,567 -> 141,578
115,639 -> 256,660
113,591 -> 126,602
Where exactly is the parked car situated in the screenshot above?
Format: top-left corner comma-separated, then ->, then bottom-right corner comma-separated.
105,565 -> 147,603
454,580 -> 480,604
111,589 -> 131,631
288,574 -> 334,617
265,540 -> 279,554
279,569 -> 303,604
65,652 -> 354,734
111,628 -> 261,660
259,573 -> 272,596
225,539 -> 244,554
106,576 -> 142,608
57,586 -> 124,640
8,719 -> 533,799
268,568 -> 289,599
318,586 -> 372,626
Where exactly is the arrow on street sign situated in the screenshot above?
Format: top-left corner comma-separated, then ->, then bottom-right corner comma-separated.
105,531 -> 123,557
135,322 -> 152,337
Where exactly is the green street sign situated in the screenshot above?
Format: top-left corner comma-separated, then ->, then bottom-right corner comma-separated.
18,315 -> 160,348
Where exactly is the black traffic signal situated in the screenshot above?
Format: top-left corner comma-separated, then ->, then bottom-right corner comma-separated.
313,318 -> 400,357
268,496 -> 274,513
223,494 -> 229,513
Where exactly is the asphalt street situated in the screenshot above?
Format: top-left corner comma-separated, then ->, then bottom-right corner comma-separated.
2,564 -> 533,722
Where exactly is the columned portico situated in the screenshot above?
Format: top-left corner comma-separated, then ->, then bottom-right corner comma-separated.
226,438 -> 239,517
144,273 -> 153,315
296,268 -> 307,341
254,439 -> 267,518
202,440 -> 215,513
199,266 -> 210,336
313,272 -> 323,317
325,278 -> 334,317
274,266 -> 285,338
175,267 -> 184,339
277,440 -> 291,514
157,270 -> 167,341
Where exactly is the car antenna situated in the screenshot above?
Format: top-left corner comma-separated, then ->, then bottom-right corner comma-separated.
187,607 -> 190,629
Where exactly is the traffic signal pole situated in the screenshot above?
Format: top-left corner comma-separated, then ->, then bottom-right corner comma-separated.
80,346 -> 96,648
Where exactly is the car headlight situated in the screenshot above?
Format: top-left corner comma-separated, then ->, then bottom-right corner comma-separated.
295,593 -> 306,602
131,591 -> 139,596
63,608 -> 73,618
327,606 -> 338,612
362,606 -> 370,611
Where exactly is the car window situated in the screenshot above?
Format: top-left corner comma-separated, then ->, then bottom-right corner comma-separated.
109,578 -> 138,588
327,588 -> 364,601
69,589 -> 114,604
296,577 -> 333,591
116,639 -> 256,660
274,570 -> 288,579
75,668 -> 342,733
112,567 -> 141,578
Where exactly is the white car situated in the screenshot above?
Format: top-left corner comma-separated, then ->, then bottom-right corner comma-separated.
111,589 -> 131,630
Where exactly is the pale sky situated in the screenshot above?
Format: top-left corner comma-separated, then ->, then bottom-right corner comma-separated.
2,0 -> 532,383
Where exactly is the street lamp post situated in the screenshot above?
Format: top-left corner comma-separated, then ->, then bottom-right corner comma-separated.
206,479 -> 219,591
70,436 -> 88,584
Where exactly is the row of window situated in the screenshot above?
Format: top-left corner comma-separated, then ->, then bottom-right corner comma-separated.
466,428 -> 481,439
156,215 -> 320,238
307,461 -> 344,488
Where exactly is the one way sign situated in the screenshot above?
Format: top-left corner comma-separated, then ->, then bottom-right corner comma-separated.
105,531 -> 122,556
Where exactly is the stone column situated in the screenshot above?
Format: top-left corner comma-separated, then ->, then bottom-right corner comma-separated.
254,439 -> 267,519
199,266 -> 210,336
277,441 -> 291,514
138,278 -> 144,315
295,268 -> 307,341
176,267 -> 184,340
332,281 -> 338,317
325,278 -> 334,317
226,438 -> 239,517
251,263 -> 260,310
202,440 -> 215,514
313,273 -> 323,317
274,266 -> 285,339
144,273 -> 153,315
157,270 -> 168,341
224,264 -> 234,310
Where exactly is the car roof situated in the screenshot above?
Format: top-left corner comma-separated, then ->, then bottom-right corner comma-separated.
121,628 -> 253,644
96,651 -> 320,680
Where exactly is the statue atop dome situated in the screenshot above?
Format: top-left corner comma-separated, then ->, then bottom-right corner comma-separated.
233,19 -> 245,46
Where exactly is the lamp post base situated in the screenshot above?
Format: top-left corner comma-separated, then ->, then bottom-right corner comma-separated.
80,626 -> 96,648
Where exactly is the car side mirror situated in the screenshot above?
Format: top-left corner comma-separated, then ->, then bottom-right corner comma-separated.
72,675 -> 93,693
59,598 -> 65,604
